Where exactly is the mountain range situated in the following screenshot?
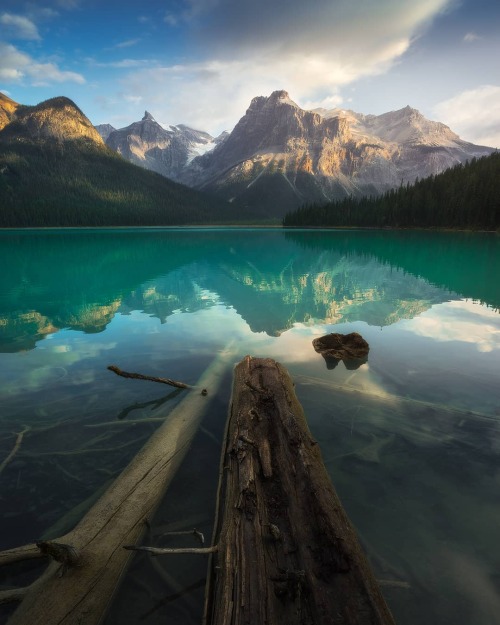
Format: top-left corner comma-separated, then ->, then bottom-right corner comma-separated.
97,90 -> 494,218
0,93 -> 232,227
0,89 -> 495,225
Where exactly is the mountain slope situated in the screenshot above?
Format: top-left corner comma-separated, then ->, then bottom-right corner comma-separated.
0,95 -> 233,227
0,92 -> 19,131
183,91 -> 494,218
0,96 -> 104,144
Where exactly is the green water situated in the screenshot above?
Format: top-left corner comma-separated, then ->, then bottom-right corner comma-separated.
0,228 -> 499,624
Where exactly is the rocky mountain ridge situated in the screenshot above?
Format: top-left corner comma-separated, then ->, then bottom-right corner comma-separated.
96,90 -> 494,217
183,91 -> 493,216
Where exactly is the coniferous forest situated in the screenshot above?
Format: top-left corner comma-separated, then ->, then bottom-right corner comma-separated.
283,152 -> 500,230
0,137 -> 234,227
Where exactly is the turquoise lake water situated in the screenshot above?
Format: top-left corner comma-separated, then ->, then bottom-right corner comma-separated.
0,228 -> 499,624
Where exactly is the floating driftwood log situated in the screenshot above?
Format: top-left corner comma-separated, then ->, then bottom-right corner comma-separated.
203,356 -> 395,625
0,347 -> 235,625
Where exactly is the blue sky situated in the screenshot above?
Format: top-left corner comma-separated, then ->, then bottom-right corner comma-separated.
0,0 -> 499,146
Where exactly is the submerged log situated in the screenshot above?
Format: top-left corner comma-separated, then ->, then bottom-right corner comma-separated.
1,346 -> 235,625
204,356 -> 395,625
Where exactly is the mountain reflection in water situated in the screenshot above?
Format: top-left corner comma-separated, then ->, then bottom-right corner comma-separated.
1,228 -> 497,352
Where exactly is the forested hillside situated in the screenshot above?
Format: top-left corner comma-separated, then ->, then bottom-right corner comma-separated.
0,139 -> 233,226
0,96 -> 233,227
283,152 -> 500,230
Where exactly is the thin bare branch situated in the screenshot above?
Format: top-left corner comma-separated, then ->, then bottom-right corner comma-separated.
107,365 -> 190,389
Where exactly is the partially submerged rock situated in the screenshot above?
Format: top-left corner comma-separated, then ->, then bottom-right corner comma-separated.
313,332 -> 369,370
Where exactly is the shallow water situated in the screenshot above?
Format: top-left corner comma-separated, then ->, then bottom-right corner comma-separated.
0,228 -> 499,624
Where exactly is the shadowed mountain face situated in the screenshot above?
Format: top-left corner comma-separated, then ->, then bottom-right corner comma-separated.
1,229 -> 498,352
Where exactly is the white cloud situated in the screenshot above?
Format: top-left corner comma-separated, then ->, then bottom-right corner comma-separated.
119,0 -> 454,133
29,62 -> 85,85
463,32 -> 481,43
123,94 -> 143,104
36,8 -> 60,19
164,13 -> 178,26
92,58 -> 153,69
0,42 -> 85,85
0,13 -> 40,40
403,300 -> 500,353
301,94 -> 344,110
434,85 -> 500,147
0,43 -> 31,81
114,38 -> 140,49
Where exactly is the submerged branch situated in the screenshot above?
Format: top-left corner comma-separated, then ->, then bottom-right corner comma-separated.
141,578 -> 207,620
85,417 -> 166,429
0,587 -> 28,606
158,528 -> 205,545
0,427 -> 30,476
107,365 -> 190,389
377,579 -> 411,590
0,544 -> 43,567
123,545 -> 217,556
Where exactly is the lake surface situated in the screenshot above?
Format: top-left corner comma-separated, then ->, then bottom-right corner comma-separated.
0,228 -> 499,624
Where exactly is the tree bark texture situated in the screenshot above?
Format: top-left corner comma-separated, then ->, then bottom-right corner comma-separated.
204,356 -> 396,625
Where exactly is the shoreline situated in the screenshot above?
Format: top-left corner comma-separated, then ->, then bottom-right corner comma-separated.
1,225 -> 498,234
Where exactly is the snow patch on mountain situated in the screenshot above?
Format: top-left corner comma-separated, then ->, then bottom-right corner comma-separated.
186,139 -> 217,163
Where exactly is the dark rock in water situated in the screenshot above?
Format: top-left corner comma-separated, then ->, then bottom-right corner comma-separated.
313,332 -> 369,370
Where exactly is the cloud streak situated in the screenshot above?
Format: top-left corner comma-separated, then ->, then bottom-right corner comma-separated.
0,12 -> 41,40
114,38 -> 141,49
120,0 -> 455,132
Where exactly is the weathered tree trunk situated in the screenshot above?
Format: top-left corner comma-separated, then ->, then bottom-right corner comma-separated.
1,347 -> 235,625
204,356 -> 396,625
